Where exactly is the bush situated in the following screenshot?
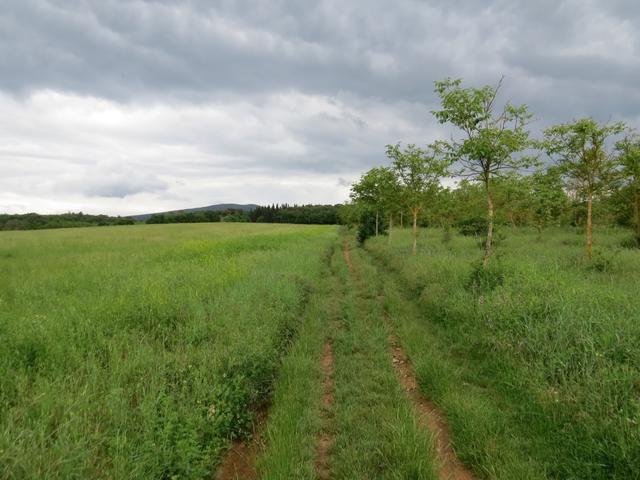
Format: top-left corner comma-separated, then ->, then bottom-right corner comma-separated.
620,235 -> 640,249
357,210 -> 388,244
465,262 -> 505,294
456,217 -> 487,236
586,249 -> 620,273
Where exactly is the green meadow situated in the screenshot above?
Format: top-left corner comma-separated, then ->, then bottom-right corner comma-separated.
0,223 -> 335,479
365,226 -> 640,479
1,223 -> 638,479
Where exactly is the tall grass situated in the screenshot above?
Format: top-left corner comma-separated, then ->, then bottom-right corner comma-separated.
0,223 -> 336,479
366,226 -> 640,479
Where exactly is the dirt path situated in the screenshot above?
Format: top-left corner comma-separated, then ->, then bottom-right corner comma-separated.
214,411 -> 266,480
315,340 -> 335,480
388,332 -> 476,480
342,238 -> 353,272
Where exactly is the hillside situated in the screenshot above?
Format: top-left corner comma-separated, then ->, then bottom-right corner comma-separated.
129,203 -> 258,221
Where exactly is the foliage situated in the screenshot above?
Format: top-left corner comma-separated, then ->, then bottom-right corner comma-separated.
543,117 -> 626,258
432,78 -> 536,182
465,261 -> 505,294
529,167 -> 568,230
0,212 -> 135,230
432,77 -> 536,266
147,209 -> 250,224
249,204 -> 339,225
386,143 -> 449,211
543,118 -> 625,199
357,208 -> 387,244
456,217 -> 487,236
350,167 -> 397,215
615,132 -> 640,236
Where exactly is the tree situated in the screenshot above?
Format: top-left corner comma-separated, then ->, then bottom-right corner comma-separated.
378,168 -> 402,244
492,172 -> 533,227
386,143 -> 450,254
529,167 -> 568,233
543,118 -> 625,259
350,166 -> 394,236
615,132 -> 640,238
432,77 -> 535,267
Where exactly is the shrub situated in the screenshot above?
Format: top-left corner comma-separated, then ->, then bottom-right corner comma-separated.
620,235 -> 640,249
465,261 -> 505,294
357,210 -> 388,244
456,217 -> 487,236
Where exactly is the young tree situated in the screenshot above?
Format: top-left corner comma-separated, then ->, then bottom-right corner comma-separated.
386,143 -> 450,254
432,78 -> 535,267
378,168 -> 402,244
615,132 -> 640,238
492,172 -> 533,227
350,166 -> 395,236
543,118 -> 626,259
529,167 -> 568,233
350,167 -> 381,236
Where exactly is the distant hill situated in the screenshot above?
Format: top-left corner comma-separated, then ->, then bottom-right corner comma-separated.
130,204 -> 258,221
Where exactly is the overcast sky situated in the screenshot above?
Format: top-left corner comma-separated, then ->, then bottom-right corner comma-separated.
1,0 -> 638,215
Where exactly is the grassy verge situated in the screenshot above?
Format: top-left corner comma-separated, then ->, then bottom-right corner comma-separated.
364,226 -> 640,479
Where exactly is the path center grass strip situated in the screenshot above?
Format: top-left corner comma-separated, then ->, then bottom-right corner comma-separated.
330,237 -> 437,480
0,223 -> 336,479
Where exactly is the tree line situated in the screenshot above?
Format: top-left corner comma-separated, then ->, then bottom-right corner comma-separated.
146,209 -> 250,224
248,204 -> 339,224
348,78 -> 640,265
146,204 -> 340,225
0,205 -> 342,231
0,212 -> 135,231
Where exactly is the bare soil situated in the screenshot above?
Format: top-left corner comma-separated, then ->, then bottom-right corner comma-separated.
343,239 -> 353,272
214,411 -> 266,480
389,333 -> 476,480
315,340 -> 335,480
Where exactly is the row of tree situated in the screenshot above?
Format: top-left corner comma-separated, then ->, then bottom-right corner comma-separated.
146,209 -> 250,224
0,212 -> 135,231
248,204 -> 339,224
146,204 -> 340,225
349,78 -> 640,265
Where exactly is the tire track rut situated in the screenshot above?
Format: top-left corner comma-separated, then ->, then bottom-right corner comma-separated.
388,332 -> 476,480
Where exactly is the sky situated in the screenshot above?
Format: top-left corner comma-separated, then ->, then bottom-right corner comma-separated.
1,0 -> 639,216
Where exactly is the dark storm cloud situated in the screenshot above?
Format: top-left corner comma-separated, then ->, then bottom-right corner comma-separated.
2,0 -> 638,116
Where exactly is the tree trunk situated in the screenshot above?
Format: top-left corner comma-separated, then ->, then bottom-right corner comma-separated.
375,209 -> 379,236
508,211 -> 516,228
634,188 -> 640,238
586,191 -> 593,260
400,211 -> 404,228
482,182 -> 494,268
388,214 -> 393,244
411,208 -> 418,255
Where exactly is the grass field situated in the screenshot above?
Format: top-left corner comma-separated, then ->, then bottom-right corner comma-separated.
1,223 -> 638,479
365,226 -> 640,479
0,223 -> 336,479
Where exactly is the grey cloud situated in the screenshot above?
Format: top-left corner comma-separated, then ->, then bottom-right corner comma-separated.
57,166 -> 169,199
1,0 -> 639,214
80,177 -> 168,198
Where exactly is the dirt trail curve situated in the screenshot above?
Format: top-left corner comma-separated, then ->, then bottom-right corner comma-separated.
389,333 -> 476,480
315,340 -> 335,479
